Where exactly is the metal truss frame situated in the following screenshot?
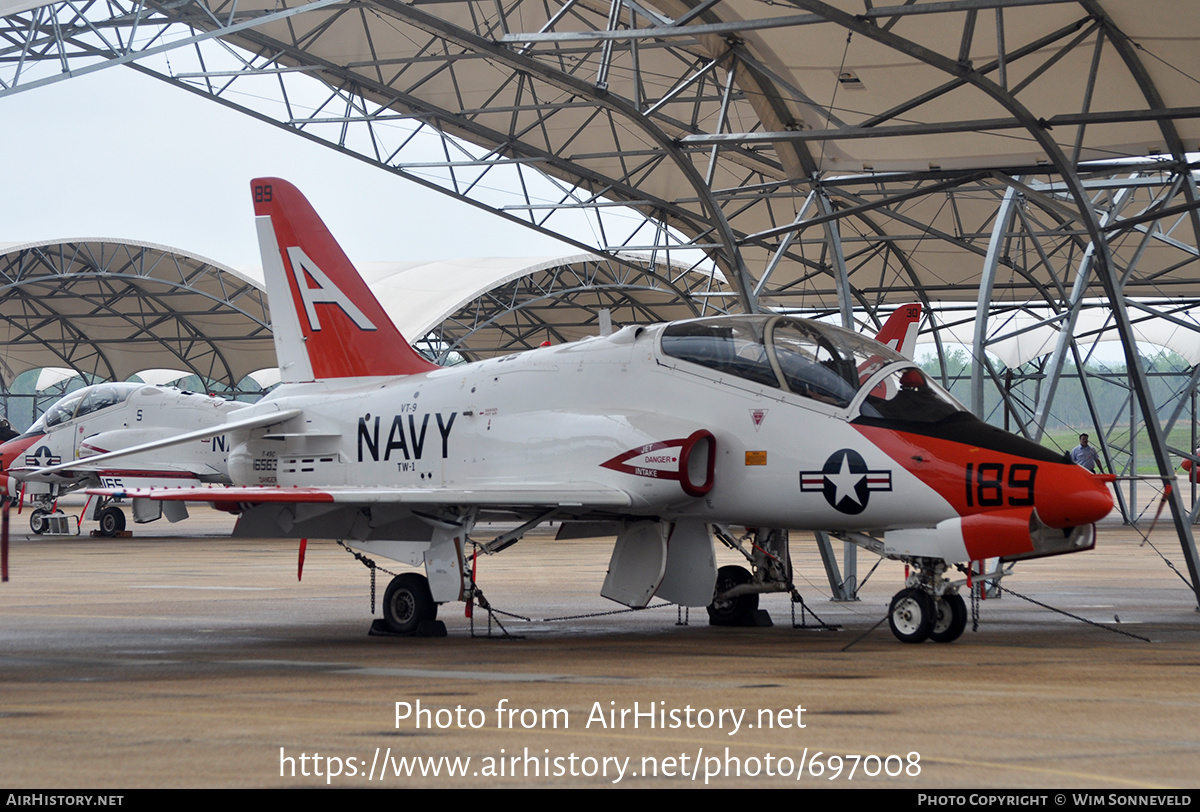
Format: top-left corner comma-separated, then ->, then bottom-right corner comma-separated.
413,253 -> 737,362
3,0 -> 1199,604
0,240 -> 273,394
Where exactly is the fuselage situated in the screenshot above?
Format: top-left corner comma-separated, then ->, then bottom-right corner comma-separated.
225,315 -> 1112,552
0,383 -> 238,494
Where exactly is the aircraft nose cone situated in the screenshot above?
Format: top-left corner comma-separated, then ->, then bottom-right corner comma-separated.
1037,471 -> 1113,528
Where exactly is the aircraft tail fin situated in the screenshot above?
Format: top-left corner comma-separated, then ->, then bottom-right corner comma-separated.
251,178 -> 439,382
874,303 -> 922,360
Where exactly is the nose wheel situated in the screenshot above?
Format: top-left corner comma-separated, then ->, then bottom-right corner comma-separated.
888,588 -> 934,643
29,507 -> 69,535
30,507 -> 49,535
887,557 -> 970,644
929,593 -> 967,643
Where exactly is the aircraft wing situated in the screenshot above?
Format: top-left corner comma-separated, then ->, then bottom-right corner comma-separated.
10,461 -> 221,485
24,407 -> 302,480
5,465 -> 96,486
85,483 -> 633,508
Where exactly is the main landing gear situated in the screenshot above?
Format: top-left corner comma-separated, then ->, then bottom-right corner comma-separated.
97,505 -> 127,537
707,564 -> 760,626
706,527 -> 813,628
382,572 -> 438,635
888,558 -> 967,644
79,495 -> 128,537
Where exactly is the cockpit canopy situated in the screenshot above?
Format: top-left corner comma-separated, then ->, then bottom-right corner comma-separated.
25,382 -> 144,435
660,315 -> 966,421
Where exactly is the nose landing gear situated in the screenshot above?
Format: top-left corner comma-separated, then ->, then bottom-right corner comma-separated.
888,588 -> 934,643
889,558 -> 967,644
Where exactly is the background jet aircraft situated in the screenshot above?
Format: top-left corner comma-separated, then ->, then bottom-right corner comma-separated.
84,178 -> 1114,643
0,383 -> 237,535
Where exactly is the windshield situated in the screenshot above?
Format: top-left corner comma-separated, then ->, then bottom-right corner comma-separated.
770,319 -> 860,406
661,315 -> 911,408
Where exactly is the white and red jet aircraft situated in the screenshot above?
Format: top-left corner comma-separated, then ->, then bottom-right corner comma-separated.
0,383 -> 237,535
81,178 -> 1114,643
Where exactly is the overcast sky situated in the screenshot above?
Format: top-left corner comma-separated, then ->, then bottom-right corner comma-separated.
0,66 -> 575,270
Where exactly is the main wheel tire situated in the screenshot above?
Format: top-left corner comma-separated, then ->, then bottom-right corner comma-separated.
98,506 -> 126,537
888,588 -> 935,643
929,593 -> 968,643
707,565 -> 759,626
30,508 -> 49,535
382,573 -> 437,635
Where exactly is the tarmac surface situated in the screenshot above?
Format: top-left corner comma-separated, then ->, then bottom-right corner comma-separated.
1,501 -> 1198,789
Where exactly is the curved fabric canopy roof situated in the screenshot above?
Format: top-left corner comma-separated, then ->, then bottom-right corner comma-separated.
0,239 -> 273,388
359,252 -> 734,359
0,241 -> 731,386
920,304 -> 1200,368
6,0 -> 1197,312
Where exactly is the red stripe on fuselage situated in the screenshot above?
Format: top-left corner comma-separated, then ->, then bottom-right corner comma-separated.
94,470 -> 200,479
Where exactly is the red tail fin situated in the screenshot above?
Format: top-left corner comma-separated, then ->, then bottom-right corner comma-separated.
252,178 -> 439,382
873,303 -> 922,359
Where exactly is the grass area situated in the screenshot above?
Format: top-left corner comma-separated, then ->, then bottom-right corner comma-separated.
1039,425 -> 1198,474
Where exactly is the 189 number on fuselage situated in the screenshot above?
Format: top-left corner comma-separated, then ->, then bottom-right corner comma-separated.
964,462 -> 1037,507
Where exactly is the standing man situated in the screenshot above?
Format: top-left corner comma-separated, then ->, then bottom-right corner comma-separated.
1071,433 -> 1104,473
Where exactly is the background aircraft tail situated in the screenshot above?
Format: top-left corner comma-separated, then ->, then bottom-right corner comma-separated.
252,178 -> 439,382
874,303 -> 922,360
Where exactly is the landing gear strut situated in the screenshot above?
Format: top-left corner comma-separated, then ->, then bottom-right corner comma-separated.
888,558 -> 967,644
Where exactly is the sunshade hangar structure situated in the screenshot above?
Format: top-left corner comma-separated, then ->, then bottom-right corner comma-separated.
0,239 -> 275,394
0,241 -> 730,414
2,0 -> 1200,603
